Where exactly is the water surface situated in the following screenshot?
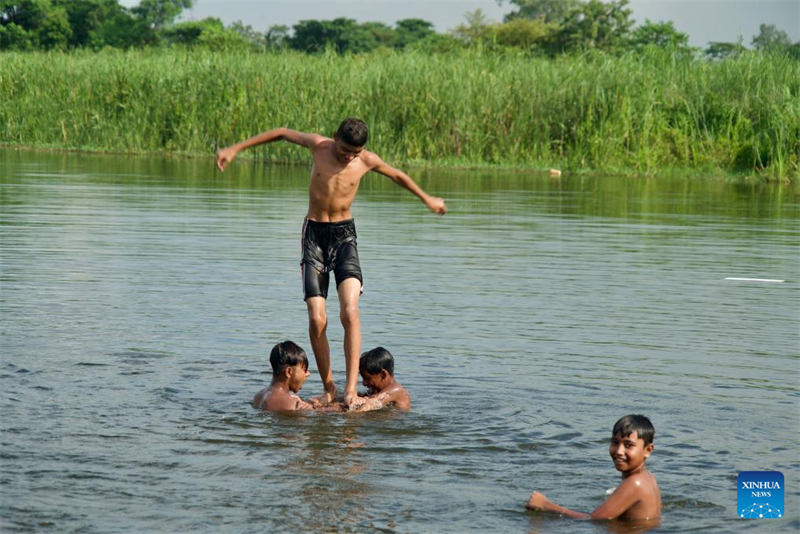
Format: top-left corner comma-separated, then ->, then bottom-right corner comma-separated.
1,149 -> 798,533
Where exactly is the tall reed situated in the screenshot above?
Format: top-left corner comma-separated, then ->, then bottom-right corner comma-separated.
1,48 -> 797,180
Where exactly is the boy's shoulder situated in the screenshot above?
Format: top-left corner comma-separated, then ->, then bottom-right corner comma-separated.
382,382 -> 410,410
307,134 -> 333,149
359,149 -> 382,167
619,469 -> 658,494
254,387 -> 299,412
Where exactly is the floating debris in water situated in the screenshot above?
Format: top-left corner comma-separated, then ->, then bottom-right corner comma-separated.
725,277 -> 785,283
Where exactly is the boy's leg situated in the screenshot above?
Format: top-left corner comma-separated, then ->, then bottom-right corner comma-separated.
306,295 -> 337,402
337,277 -> 364,407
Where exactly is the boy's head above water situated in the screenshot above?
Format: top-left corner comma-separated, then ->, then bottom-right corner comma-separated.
610,414 -> 655,476
270,340 -> 310,393
359,346 -> 394,395
333,118 -> 368,163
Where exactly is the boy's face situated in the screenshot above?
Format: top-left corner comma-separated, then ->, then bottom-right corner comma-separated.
360,369 -> 389,395
333,135 -> 364,164
609,431 -> 653,475
287,364 -> 310,393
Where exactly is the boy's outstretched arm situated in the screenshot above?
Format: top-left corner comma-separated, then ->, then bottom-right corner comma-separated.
352,385 -> 409,412
294,397 -> 314,411
526,480 -> 641,520
216,128 -> 323,171
352,391 -> 390,412
526,492 -> 591,519
365,154 -> 447,215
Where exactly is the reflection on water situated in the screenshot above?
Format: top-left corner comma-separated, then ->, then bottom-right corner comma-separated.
1,148 -> 798,533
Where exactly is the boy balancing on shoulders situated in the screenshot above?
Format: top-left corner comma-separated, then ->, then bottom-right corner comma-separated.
526,414 -> 661,521
217,119 -> 446,409
252,341 -> 314,412
353,347 -> 410,412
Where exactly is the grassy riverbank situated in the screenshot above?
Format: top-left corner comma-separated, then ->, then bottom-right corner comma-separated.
1,49 -> 798,180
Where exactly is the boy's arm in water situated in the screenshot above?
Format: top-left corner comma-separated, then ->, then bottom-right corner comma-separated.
526,476 -> 645,520
353,384 -> 410,412
364,152 -> 447,215
293,396 -> 315,411
216,128 -> 324,171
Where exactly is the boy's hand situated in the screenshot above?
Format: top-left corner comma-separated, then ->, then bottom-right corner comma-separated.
216,147 -> 237,171
344,393 -> 366,409
425,196 -> 447,215
310,389 -> 337,407
526,491 -> 550,511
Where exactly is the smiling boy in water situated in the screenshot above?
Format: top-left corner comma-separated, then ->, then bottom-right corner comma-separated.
526,414 -> 661,521
252,341 -> 314,412
353,347 -> 410,412
217,119 -> 446,409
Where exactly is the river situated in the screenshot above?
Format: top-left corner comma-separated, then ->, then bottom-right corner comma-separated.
1,148 -> 798,533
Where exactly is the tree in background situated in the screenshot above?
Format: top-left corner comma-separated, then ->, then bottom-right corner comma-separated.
229,20 -> 266,51
289,18 -> 373,53
705,39 -> 746,60
0,18 -> 32,49
501,0 -> 582,24
266,24 -> 289,50
162,16 -> 250,51
131,0 -> 192,30
751,23 -> 791,52
452,9 -> 492,44
629,19 -> 692,53
288,17 -> 434,53
53,0 -> 122,48
0,0 -> 71,50
89,8 -> 149,48
492,17 -> 555,50
361,21 -> 397,48
550,0 -> 633,53
395,18 -> 435,48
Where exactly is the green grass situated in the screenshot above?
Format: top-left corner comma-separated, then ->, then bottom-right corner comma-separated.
1,48 -> 798,180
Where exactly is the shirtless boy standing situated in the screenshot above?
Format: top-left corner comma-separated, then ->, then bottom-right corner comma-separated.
526,414 -> 661,522
217,119 -> 446,408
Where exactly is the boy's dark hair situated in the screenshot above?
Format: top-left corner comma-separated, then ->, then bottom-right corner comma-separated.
612,414 -> 655,446
359,347 -> 394,376
270,340 -> 308,376
336,118 -> 368,147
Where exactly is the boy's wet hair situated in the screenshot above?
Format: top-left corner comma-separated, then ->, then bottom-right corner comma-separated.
359,347 -> 394,376
612,414 -> 655,446
336,118 -> 368,147
270,340 -> 309,376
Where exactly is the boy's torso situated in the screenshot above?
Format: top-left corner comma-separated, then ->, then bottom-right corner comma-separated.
306,140 -> 372,222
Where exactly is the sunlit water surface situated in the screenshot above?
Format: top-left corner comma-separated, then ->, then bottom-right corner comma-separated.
1,149 -> 798,533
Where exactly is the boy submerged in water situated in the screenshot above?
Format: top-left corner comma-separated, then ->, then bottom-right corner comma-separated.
217,119 -> 446,409
252,341 -> 313,412
526,414 -> 661,521
353,347 -> 410,412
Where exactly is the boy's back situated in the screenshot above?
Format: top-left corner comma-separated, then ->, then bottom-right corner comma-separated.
252,386 -> 312,412
606,468 -> 660,521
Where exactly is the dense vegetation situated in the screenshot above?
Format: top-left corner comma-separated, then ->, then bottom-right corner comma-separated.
2,48 -> 797,180
1,0 -> 798,180
3,0 -> 798,58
